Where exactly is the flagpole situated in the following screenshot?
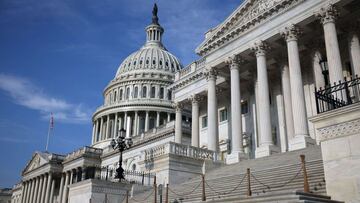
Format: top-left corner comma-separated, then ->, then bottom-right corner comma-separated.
45,113 -> 53,152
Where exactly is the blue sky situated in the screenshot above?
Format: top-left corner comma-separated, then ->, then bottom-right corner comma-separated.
0,0 -> 240,187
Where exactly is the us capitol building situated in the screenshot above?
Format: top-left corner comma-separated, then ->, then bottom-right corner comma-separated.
10,0 -> 360,202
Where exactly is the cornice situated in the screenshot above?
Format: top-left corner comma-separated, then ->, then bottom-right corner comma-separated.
196,0 -> 304,56
169,71 -> 205,91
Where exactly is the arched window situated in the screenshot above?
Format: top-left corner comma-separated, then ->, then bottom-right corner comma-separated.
142,86 -> 147,98
134,87 -> 138,99
150,86 -> 156,98
126,87 -> 130,99
132,164 -> 136,171
119,89 -> 123,100
159,87 -> 164,99
114,91 -> 117,102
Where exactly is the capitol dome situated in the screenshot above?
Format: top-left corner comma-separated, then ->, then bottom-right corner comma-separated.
91,4 -> 182,149
115,10 -> 182,77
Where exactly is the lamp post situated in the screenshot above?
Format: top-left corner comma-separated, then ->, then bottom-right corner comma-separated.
319,58 -> 329,86
110,128 -> 133,181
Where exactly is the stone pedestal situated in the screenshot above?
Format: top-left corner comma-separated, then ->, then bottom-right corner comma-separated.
310,103 -> 360,202
288,136 -> 315,151
255,145 -> 280,158
68,179 -> 131,203
226,151 -> 248,164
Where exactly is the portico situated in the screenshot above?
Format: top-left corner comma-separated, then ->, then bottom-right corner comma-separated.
171,0 -> 360,161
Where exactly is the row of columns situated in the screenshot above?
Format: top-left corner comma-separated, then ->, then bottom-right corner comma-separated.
21,173 -> 53,203
59,167 -> 87,203
92,111 -> 173,143
173,4 -> 356,157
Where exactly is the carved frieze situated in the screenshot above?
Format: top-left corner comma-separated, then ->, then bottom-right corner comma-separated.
317,119 -> 360,141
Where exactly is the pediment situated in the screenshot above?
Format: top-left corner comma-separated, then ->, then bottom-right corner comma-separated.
22,152 -> 49,174
196,0 -> 303,55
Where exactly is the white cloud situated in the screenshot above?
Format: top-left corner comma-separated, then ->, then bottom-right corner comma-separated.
0,74 -> 91,124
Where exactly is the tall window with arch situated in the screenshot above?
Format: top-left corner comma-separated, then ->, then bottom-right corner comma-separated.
142,86 -> 147,98
134,86 -> 138,99
114,91 -> 117,102
150,86 -> 156,98
126,87 -> 130,99
119,89 -> 123,101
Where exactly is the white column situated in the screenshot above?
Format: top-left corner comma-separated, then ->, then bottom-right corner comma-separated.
58,174 -> 64,203
91,123 -> 96,144
124,112 -> 128,130
99,117 -> 104,141
349,32 -> 360,77
29,179 -> 35,203
41,175 -> 48,203
156,112 -> 160,127
25,180 -> 31,203
167,113 -> 171,122
174,103 -> 183,143
191,96 -> 200,147
45,173 -> 52,203
206,68 -> 219,151
105,114 -> 110,139
49,179 -> 55,203
312,51 -> 326,88
126,115 -> 132,138
61,172 -> 69,203
226,55 -> 247,163
275,84 -> 287,152
316,4 -> 343,84
114,113 -> 118,138
21,182 -> 28,203
33,177 -> 39,203
281,65 -> 295,143
252,41 -> 278,158
145,111 -> 149,132
281,25 -> 314,151
134,111 -> 138,136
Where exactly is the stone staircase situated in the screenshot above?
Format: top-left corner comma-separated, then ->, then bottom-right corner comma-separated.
125,146 -> 343,203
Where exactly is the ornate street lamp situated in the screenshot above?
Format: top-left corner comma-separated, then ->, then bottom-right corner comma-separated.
110,128 -> 133,181
319,58 -> 329,86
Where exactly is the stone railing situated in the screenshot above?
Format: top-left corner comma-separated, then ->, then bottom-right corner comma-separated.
65,146 -> 103,161
175,57 -> 206,80
144,142 -> 220,161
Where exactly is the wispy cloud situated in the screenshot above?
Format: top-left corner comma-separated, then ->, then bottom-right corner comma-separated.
0,74 -> 91,124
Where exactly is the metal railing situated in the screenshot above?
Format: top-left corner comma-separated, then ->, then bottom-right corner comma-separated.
97,166 -> 156,186
315,76 -> 360,113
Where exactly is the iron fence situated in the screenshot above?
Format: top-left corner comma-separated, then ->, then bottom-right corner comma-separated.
315,76 -> 360,113
96,166 -> 156,186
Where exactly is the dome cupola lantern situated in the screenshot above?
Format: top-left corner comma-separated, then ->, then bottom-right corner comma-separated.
145,3 -> 164,47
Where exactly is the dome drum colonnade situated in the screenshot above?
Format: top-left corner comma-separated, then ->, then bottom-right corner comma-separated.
91,4 -> 182,146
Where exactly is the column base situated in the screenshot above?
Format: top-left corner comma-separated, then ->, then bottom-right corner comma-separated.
255,145 -> 280,158
289,135 -> 316,151
226,151 -> 248,164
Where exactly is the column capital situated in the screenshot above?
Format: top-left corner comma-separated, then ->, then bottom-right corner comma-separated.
251,40 -> 269,57
315,4 -> 339,25
188,94 -> 203,104
225,55 -> 245,70
173,102 -> 183,112
204,67 -> 218,81
281,24 -> 302,42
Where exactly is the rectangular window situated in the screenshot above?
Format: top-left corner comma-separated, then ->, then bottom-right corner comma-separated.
219,108 -> 228,122
202,116 -> 207,128
241,101 -> 248,114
